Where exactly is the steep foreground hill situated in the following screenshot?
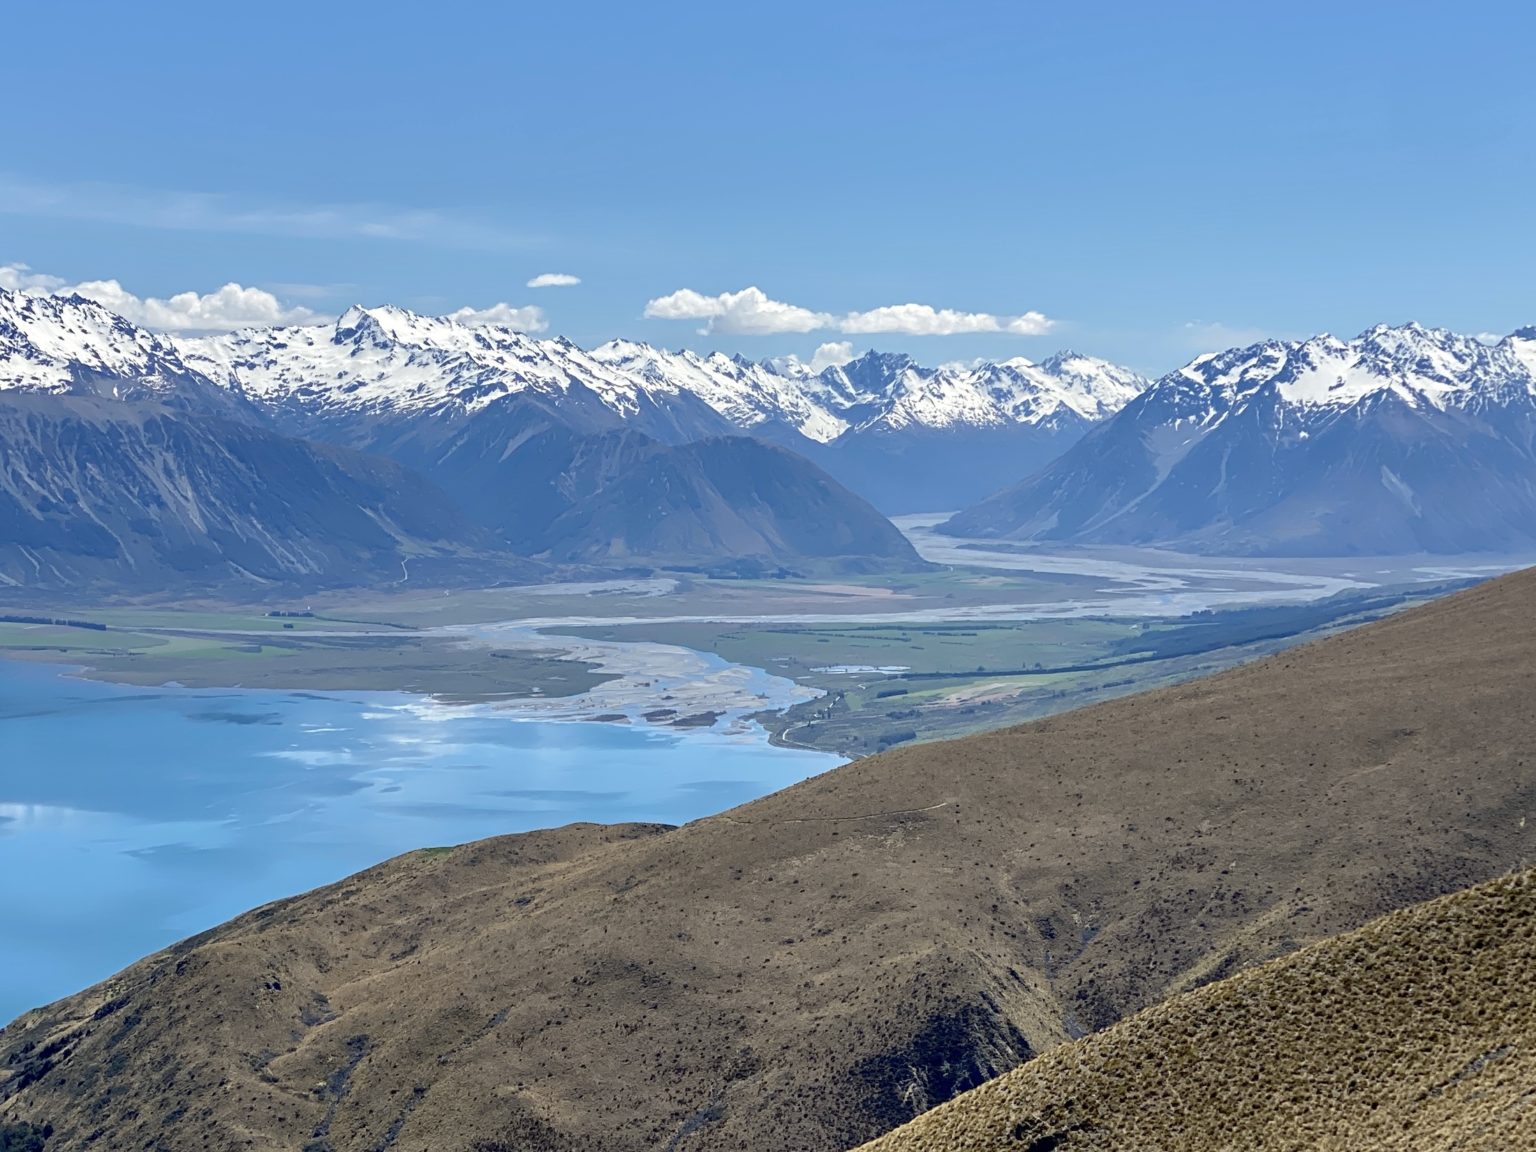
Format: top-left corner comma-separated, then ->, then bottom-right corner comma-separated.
859,868 -> 1536,1152
2,572 -> 1534,1150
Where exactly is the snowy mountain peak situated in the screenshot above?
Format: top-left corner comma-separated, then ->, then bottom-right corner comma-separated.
840,349 -> 921,383
1501,327 -> 1536,377
3,283 -> 1149,450
334,303 -> 373,331
1160,322 -> 1536,422
0,286 -> 223,403
944,319 -> 1536,556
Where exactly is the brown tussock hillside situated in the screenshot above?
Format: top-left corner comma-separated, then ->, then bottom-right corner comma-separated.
858,868 -> 1536,1152
1,571 -> 1533,1151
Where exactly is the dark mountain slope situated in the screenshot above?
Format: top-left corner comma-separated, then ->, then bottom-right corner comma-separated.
542,434 -> 926,569
0,394 -> 502,591
809,420 -> 1088,516
944,324 -> 1536,554
2,570 -> 1533,1149
798,350 -> 1147,514
859,868 -> 1536,1152
181,314 -> 1146,516
318,395 -> 926,571
2,291 -> 923,577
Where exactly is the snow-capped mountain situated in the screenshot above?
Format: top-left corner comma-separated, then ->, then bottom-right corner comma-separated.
588,340 -> 849,444
943,322 -> 1536,555
1506,326 -> 1536,376
0,392 -> 495,591
178,305 -> 737,444
813,350 -> 1143,433
791,349 -> 1146,510
175,305 -> 1141,442
0,289 -> 922,584
173,305 -> 1148,511
0,288 -> 249,417
0,290 -> 501,588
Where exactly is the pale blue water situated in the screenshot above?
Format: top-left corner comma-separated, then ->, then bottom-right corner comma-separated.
0,659 -> 839,1023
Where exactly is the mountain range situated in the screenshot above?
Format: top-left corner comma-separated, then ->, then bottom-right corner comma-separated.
176,305 -> 1147,514
12,283 -> 1536,589
0,290 -> 937,589
944,322 -> 1536,555
0,392 -> 502,591
3,567 -> 1530,1149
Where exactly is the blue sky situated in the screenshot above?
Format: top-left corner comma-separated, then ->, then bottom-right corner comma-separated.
4,0 -> 1533,373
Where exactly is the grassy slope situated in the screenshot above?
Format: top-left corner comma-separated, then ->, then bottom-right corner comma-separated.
569,587 -> 1443,756
0,571 -> 1533,1151
859,868 -> 1536,1152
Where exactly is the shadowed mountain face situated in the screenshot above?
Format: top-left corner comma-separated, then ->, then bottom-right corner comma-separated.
944,324 -> 1536,555
796,351 -> 1148,513
858,869 -> 1536,1152
2,571 -> 1533,1149
176,310 -> 1147,514
0,394 -> 497,591
308,393 -> 926,573
0,290 -> 925,584
536,434 -> 929,569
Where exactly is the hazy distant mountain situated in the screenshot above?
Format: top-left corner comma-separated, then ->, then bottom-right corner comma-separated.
0,393 -> 492,591
803,350 -> 1147,511
0,290 -> 502,590
944,323 -> 1536,555
532,433 -> 925,571
178,307 -> 1147,512
0,290 -> 924,582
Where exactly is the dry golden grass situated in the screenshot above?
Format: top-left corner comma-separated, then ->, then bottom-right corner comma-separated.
859,868 -> 1536,1152
1,571 -> 1533,1150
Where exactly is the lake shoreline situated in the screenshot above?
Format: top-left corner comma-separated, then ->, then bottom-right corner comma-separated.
0,657 -> 844,1023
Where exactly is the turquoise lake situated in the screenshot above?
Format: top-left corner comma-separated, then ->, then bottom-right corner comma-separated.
0,659 -> 840,1023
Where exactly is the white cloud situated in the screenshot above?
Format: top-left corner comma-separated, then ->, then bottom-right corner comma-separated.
644,286 -> 831,335
0,264 -> 67,293
1004,312 -> 1056,336
526,272 -> 581,288
445,302 -> 548,332
842,303 -> 1055,337
644,285 -> 1055,338
808,341 -> 856,371
1,262 -> 317,331
3,262 -> 557,336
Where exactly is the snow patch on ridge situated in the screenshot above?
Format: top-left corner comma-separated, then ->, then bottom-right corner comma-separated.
3,286 -> 1150,443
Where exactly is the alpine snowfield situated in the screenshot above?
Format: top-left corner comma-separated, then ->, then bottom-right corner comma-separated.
173,304 -> 1144,446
